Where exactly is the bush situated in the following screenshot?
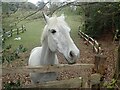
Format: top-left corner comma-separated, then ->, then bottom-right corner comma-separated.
82,2 -> 120,38
3,80 -> 21,90
2,44 -> 27,63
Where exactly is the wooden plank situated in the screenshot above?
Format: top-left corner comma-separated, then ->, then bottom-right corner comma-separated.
89,37 -> 94,42
89,41 -> 94,46
94,40 -> 99,46
84,37 -> 89,42
84,34 -> 89,38
78,30 -> 103,54
79,31 -> 86,39
79,31 -> 89,39
98,47 -> 102,53
78,31 -> 82,36
22,77 -> 83,88
87,40 -> 98,53
12,29 -> 17,32
94,46 -> 98,53
2,64 -> 94,75
80,34 -> 84,38
81,32 -> 84,36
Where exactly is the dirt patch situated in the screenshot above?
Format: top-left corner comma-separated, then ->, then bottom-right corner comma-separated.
2,33 -> 117,87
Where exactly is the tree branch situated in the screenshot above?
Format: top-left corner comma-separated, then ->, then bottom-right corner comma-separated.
47,2 -> 74,16
16,2 -> 102,24
16,2 -> 49,24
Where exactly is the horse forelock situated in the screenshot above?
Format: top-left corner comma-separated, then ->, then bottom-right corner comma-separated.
41,16 -> 70,44
41,16 -> 58,44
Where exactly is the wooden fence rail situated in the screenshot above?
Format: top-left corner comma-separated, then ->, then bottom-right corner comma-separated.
78,27 -> 103,54
1,25 -> 26,41
2,64 -> 94,88
78,27 -> 108,88
2,64 -> 94,75
23,77 -> 83,88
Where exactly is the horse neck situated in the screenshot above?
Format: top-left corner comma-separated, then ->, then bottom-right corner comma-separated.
40,38 -> 56,65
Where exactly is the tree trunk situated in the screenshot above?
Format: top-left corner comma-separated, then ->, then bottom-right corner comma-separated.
114,40 -> 120,79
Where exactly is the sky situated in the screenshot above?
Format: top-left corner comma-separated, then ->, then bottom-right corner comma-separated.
28,0 -> 68,5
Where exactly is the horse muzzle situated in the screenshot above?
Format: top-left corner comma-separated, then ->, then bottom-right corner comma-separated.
66,50 -> 80,64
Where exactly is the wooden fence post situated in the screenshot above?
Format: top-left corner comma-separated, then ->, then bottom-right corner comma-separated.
10,29 -> 12,37
93,40 -> 95,53
90,55 -> 107,89
94,54 -> 107,74
15,23 -> 17,27
21,25 -> 24,33
23,25 -> 26,31
2,29 -> 5,48
97,44 -> 100,54
17,28 -> 19,35
97,44 -> 101,54
78,26 -> 80,35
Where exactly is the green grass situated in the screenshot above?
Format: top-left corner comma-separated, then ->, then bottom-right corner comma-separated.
5,18 -> 45,50
5,7 -> 82,51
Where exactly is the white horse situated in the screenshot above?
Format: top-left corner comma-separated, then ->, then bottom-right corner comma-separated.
28,13 -> 80,84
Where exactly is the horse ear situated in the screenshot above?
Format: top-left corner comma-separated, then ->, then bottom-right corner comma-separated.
42,12 -> 49,23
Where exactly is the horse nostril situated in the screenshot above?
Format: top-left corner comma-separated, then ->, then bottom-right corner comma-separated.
69,51 -> 74,58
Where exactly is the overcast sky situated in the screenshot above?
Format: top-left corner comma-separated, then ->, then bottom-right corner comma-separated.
28,0 -> 66,4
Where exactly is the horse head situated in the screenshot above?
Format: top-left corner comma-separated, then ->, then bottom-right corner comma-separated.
42,13 -> 80,64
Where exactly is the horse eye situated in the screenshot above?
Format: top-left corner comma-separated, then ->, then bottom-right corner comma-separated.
51,29 -> 56,34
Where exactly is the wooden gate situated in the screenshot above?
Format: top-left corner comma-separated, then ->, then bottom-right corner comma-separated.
2,64 -> 94,88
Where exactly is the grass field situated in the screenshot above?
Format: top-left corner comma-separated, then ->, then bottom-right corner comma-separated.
5,7 -> 82,51
5,19 -> 45,50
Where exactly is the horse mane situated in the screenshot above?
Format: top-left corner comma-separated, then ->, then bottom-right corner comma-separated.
41,16 -> 57,44
41,25 -> 47,44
